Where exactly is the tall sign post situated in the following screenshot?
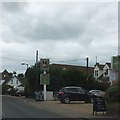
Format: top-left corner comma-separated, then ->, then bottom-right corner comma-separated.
36,50 -> 39,91
40,59 -> 50,101
86,57 -> 89,80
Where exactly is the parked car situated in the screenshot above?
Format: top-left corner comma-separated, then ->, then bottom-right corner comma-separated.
15,89 -> 25,96
88,90 -> 105,97
10,86 -> 25,96
88,90 -> 105,103
57,86 -> 91,104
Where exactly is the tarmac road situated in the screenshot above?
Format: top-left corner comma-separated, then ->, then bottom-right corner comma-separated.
2,95 -> 118,120
2,95 -> 64,118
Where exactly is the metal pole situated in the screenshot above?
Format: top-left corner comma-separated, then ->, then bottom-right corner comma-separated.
36,50 -> 38,91
43,71 -> 47,101
44,84 -> 47,101
26,64 -> 28,69
86,57 -> 89,80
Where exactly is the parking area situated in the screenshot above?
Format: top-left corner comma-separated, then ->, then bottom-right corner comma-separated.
5,95 -> 117,118
23,97 -> 112,118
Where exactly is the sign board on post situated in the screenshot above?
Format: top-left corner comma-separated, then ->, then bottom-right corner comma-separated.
40,59 -> 49,73
40,58 -> 50,101
40,74 -> 50,85
112,55 -> 120,70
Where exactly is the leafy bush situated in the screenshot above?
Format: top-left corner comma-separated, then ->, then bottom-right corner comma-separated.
105,83 -> 120,103
25,81 -> 34,98
2,84 -> 12,94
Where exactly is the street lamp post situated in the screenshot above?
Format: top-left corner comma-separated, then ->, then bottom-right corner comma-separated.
21,63 -> 28,69
21,62 -> 29,98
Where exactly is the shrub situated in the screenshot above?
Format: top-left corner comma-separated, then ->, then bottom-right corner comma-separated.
2,84 -> 12,94
105,83 -> 119,103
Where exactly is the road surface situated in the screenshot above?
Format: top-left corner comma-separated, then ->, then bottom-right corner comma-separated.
2,95 -> 64,118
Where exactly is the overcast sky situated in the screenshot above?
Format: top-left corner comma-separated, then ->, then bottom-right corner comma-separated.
1,1 -> 118,74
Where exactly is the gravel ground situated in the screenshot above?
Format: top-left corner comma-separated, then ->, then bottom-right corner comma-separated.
3,95 -> 118,119
22,97 -> 117,118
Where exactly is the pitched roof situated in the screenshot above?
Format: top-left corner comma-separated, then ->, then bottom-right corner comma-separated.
0,71 -> 13,83
50,63 -> 94,76
8,76 -> 21,83
105,62 -> 111,68
0,73 -> 2,79
94,63 -> 104,70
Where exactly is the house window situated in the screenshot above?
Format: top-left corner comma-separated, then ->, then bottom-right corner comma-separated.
11,79 -> 13,84
16,80 -> 18,84
105,69 -> 108,76
95,70 -> 98,77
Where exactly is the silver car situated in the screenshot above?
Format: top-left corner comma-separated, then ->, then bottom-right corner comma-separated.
89,90 -> 105,97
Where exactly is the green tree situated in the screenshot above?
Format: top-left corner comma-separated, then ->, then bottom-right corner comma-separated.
17,73 -> 26,86
105,81 -> 120,103
49,67 -> 87,91
48,66 -> 62,91
2,84 -> 12,94
25,62 -> 41,97
62,68 -> 86,87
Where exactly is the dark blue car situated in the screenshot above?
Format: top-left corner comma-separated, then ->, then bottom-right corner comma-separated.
57,86 -> 91,104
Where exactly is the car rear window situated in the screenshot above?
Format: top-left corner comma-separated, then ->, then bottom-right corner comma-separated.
65,88 -> 78,93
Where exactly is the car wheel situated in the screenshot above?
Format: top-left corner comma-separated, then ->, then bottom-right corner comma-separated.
84,100 -> 89,103
60,100 -> 64,103
64,97 -> 70,104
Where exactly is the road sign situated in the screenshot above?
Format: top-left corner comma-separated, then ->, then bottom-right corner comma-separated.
40,74 -> 50,85
112,56 -> 120,70
40,59 -> 49,73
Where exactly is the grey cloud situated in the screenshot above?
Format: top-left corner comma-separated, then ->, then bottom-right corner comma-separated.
20,20 -> 85,41
2,3 -> 93,43
3,6 -> 88,42
2,2 -> 28,13
2,2 -> 117,73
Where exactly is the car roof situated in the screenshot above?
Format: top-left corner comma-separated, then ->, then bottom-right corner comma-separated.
64,86 -> 82,89
89,90 -> 101,92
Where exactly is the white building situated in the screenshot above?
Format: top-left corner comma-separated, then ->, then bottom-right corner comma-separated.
0,80 -> 5,85
7,76 -> 22,87
94,63 -> 104,79
103,63 -> 111,77
94,62 -> 111,83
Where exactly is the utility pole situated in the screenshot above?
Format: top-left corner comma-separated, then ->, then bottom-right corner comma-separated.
86,57 -> 89,80
96,56 -> 97,64
40,58 -> 50,101
36,50 -> 39,91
